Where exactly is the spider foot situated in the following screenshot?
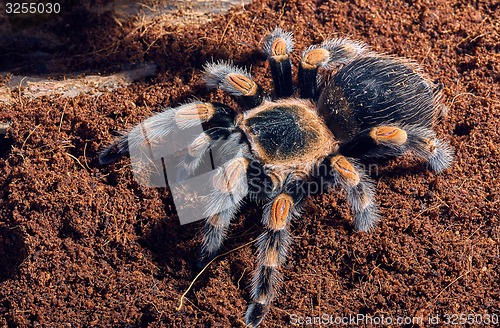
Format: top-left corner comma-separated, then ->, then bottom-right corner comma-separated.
245,302 -> 270,328
425,138 -> 454,173
99,134 -> 129,165
406,128 -> 454,173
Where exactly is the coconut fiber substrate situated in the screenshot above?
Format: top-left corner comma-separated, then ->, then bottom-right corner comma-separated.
0,0 -> 498,327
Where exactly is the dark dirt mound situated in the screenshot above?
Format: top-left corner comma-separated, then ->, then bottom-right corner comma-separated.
0,0 -> 498,327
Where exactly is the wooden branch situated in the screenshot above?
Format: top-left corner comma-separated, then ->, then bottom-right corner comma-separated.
0,63 -> 157,104
114,0 -> 253,25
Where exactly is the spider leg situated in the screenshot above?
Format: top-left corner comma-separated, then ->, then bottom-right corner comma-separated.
339,125 -> 409,158
99,133 -> 129,165
405,127 -> 454,173
320,154 -> 379,231
263,28 -> 294,98
246,160 -> 286,202
176,127 -> 233,181
99,101 -> 236,165
338,125 -> 453,173
198,206 -> 241,268
197,154 -> 250,266
246,185 -> 304,327
299,38 -> 368,100
204,61 -> 266,109
202,157 -> 287,270
199,156 -> 286,269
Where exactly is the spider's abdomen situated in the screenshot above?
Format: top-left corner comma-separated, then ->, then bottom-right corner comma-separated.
318,56 -> 437,141
242,99 -> 336,168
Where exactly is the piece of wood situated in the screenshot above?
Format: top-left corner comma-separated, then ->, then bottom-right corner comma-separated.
113,0 -> 252,25
0,63 -> 157,104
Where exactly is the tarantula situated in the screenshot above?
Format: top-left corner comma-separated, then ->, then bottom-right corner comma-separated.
100,28 -> 453,327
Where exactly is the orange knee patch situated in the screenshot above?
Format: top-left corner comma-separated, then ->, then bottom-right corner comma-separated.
188,133 -> 210,157
301,48 -> 330,70
213,158 -> 249,193
269,194 -> 293,230
226,73 -> 258,96
175,103 -> 215,124
270,38 -> 289,61
207,213 -> 224,228
330,155 -> 360,186
370,126 -> 407,146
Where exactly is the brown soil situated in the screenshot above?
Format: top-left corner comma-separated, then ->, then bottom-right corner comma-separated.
1,0 -> 499,327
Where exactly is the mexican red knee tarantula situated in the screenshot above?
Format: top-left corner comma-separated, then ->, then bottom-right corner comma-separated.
100,28 -> 453,327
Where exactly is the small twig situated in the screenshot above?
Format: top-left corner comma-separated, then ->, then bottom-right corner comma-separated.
58,102 -> 67,133
21,124 -> 42,150
450,92 -> 500,106
432,271 -> 470,303
177,239 -> 255,311
413,203 -> 443,220
277,1 -> 287,23
17,76 -> 27,109
237,267 -> 247,290
139,2 -> 156,12
217,14 -> 234,47
449,92 -> 476,107
65,152 -> 87,171
457,32 -> 490,46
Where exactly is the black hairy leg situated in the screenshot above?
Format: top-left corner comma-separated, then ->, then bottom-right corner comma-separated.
263,27 -> 294,98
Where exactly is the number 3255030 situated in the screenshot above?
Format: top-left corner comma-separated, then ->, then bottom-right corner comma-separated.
6,2 -> 61,14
